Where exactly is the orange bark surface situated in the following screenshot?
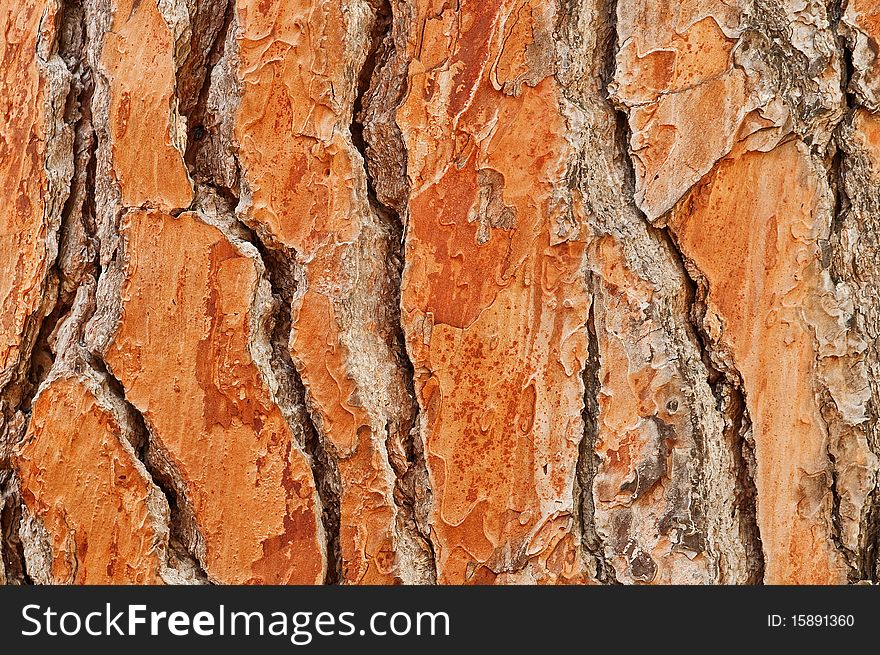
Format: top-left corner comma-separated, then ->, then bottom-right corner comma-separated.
101,0 -> 192,210
18,376 -> 167,584
0,1 -> 54,388
398,0 -> 591,584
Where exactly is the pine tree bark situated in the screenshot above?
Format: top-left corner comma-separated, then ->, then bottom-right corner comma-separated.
1,0 -> 879,585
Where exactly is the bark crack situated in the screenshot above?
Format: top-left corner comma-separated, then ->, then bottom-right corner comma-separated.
88,352 -> 211,582
603,0 -> 766,583
249,240 -> 345,586
355,0 -> 438,582
0,471 -> 31,584
824,439 -> 859,580
823,144 -> 862,581
77,0 -> 212,582
0,0 -> 93,585
827,0 -> 880,582
175,0 -> 343,584
576,296 -> 617,583
688,287 -> 766,584
652,221 -> 766,585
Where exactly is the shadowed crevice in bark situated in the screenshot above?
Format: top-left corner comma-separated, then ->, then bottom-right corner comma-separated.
824,438 -> 859,581
576,297 -> 617,583
28,0 -> 98,400
649,218 -> 766,585
817,4 -> 858,582
88,352 -> 211,583
180,0 -> 237,197
823,156 -> 868,582
648,215 -> 766,586
603,0 -> 766,583
175,0 -> 343,584
828,132 -> 880,584
250,242 -> 345,586
827,1 -> 880,581
0,471 -> 31,584
555,0 -> 765,583
356,0 -> 438,583
175,0 -> 230,121
687,293 -> 766,585
0,0 -> 92,585
7,0 -> 213,584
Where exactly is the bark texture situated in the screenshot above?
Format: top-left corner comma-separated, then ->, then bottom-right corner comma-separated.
2,0 -> 880,585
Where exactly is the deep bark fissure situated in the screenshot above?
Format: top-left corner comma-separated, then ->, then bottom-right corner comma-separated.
180,0 -> 235,185
654,223 -> 766,585
175,0 -> 231,121
251,242 -> 345,586
175,0 -> 344,583
0,0 -> 95,585
823,147 -> 862,581
832,0 -> 859,111
74,64 -> 215,588
355,0 -> 438,582
820,5 -> 857,581
827,3 -> 880,582
29,0 -> 102,400
650,220 -> 767,584
29,41 -> 80,398
2,0 -> 213,585
824,438 -> 859,581
351,0 -> 393,158
0,471 -> 31,584
48,120 -> 214,583
690,300 -> 766,584
576,297 -> 617,583
604,0 -> 766,583
88,353 -> 210,582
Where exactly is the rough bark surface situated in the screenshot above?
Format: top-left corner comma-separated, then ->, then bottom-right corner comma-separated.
3,0 -> 880,585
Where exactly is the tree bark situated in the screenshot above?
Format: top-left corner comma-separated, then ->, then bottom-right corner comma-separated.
1,0 -> 879,585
